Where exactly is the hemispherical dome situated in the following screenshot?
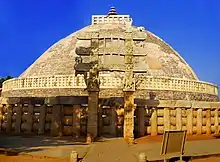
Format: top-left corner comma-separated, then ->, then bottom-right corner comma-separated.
2,9 -> 218,101
19,23 -> 198,80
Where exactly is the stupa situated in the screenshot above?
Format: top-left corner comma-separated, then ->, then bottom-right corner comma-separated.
0,7 -> 219,140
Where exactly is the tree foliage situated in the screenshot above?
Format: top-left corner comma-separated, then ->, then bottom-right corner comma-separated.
0,76 -> 13,88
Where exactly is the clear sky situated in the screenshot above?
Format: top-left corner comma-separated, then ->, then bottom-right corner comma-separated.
1,0 -> 220,87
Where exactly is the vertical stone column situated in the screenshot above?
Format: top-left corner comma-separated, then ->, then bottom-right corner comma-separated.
176,108 -> 182,130
197,108 -> 202,135
123,23 -> 135,143
87,91 -> 99,143
164,107 -> 170,131
27,104 -> 34,133
98,105 -> 103,137
15,104 -> 22,133
138,106 -> 145,137
51,105 -> 63,136
6,104 -> 12,133
206,109 -> 211,135
110,106 -> 117,136
0,104 -> 3,132
151,108 -> 158,136
123,91 -> 135,143
73,105 -> 81,138
38,104 -> 46,134
187,109 -> 193,135
214,108 -> 219,135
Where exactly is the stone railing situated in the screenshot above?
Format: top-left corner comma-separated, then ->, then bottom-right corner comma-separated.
2,75 -> 123,91
1,100 -> 220,137
138,100 -> 220,136
92,14 -> 131,25
139,77 -> 218,95
2,75 -> 218,95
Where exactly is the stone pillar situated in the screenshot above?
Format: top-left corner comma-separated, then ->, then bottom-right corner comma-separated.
15,104 -> 22,133
73,105 -> 81,138
176,108 -> 182,130
86,91 -> 99,143
123,23 -> 135,143
110,106 -> 117,136
38,105 -> 46,134
187,109 -> 193,135
164,108 -> 170,131
27,104 -> 34,133
138,106 -> 145,137
6,104 -> 12,133
206,109 -> 211,135
123,91 -> 135,143
197,108 -> 202,135
0,104 -> 3,132
51,105 -> 63,136
214,108 -> 219,134
151,108 -> 158,136
98,105 -> 103,137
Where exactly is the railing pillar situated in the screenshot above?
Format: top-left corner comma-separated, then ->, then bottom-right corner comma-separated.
214,108 -> 219,135
164,107 -> 170,131
176,108 -> 182,130
151,108 -> 158,136
6,104 -> 13,133
15,104 -> 22,133
138,106 -> 145,137
27,104 -> 34,133
38,105 -> 46,134
51,105 -> 63,136
73,105 -> 81,138
197,108 -> 202,135
206,109 -> 211,135
187,109 -> 193,135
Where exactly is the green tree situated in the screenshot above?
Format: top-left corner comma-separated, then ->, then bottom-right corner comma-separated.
0,76 -> 13,88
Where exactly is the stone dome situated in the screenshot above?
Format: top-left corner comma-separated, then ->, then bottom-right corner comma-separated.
2,8 -> 218,100
19,24 -> 198,80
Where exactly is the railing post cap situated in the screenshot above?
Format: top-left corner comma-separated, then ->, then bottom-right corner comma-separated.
139,152 -> 146,161
70,150 -> 78,157
71,150 -> 77,154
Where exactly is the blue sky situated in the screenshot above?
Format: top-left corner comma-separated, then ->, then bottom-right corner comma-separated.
1,0 -> 220,87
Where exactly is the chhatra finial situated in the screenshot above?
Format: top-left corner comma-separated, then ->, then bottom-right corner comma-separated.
107,6 -> 118,15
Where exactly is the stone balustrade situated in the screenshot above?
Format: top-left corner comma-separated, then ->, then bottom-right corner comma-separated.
139,77 -> 218,95
92,15 -> 131,25
2,75 -> 218,95
1,100 -> 220,137
140,100 -> 220,136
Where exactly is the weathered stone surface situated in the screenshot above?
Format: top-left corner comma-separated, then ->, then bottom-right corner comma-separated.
38,105 -> 46,134
87,91 -> 99,142
2,89 -> 219,102
51,105 -> 63,136
19,23 -> 197,80
123,91 -> 135,143
72,105 -> 81,138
